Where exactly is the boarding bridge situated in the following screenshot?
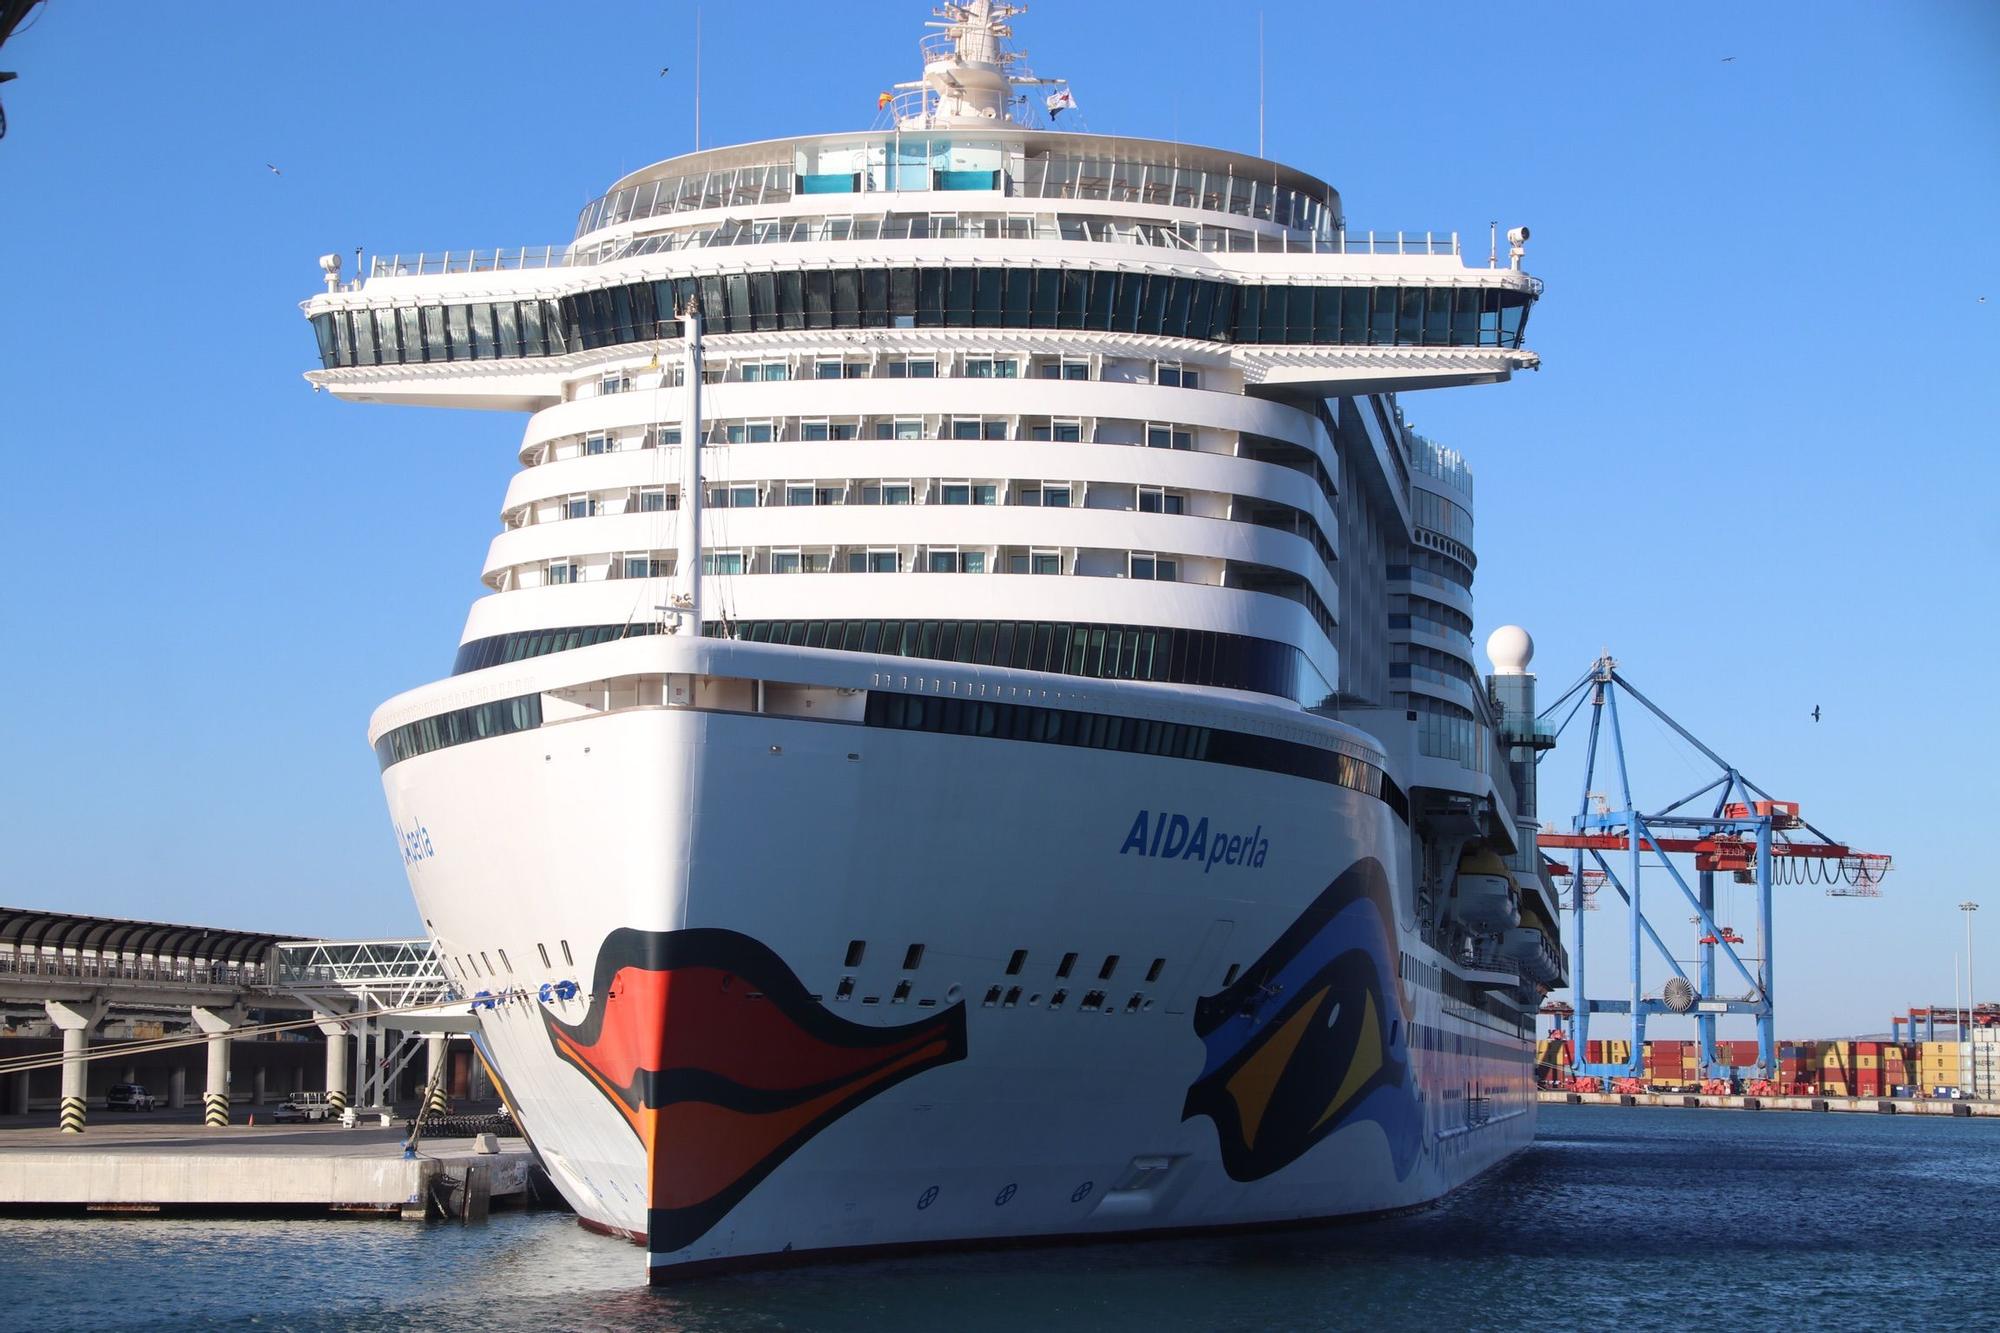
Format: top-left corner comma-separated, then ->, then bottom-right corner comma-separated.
269,939 -> 474,1116
0,907 -> 471,1131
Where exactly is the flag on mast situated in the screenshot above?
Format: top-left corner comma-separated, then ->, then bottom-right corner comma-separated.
1046,88 -> 1077,118
877,91 -> 894,109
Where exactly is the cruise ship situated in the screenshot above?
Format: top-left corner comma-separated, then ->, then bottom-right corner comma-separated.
302,2 -> 1567,1280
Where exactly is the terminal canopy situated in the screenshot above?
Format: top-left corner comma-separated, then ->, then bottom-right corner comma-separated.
0,906 -> 288,965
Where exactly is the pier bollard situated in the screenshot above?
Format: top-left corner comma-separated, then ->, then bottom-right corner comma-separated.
59,1096 -> 86,1135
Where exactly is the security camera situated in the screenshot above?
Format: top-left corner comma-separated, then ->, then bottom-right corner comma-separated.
1506,226 -> 1530,245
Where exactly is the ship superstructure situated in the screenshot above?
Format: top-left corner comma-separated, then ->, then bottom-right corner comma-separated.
305,1 -> 1564,1279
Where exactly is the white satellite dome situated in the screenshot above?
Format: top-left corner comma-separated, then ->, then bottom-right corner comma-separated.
1486,625 -> 1534,675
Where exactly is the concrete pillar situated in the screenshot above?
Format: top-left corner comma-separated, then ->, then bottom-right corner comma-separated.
8,1072 -> 27,1116
170,1065 -> 187,1109
45,999 -> 105,1135
58,1028 -> 87,1133
320,1022 -> 351,1113
192,1007 -> 243,1129
293,1066 -> 305,1095
426,1036 -> 449,1115
252,1066 -> 267,1107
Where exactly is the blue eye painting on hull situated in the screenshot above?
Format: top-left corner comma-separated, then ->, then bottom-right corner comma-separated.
1182,858 -> 1422,1182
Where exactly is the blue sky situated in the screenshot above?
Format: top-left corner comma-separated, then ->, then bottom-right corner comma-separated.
0,2 -> 1993,1037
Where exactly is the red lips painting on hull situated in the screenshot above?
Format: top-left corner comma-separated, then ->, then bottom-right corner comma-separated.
541,927 -> 969,1258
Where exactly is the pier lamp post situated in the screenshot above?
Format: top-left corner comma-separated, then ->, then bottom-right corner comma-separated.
1962,902 -> 1979,1033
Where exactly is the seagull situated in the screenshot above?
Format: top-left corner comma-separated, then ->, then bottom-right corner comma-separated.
1811,705 -> 1821,723
659,66 -> 670,76
265,163 -> 282,175
1720,56 -> 1735,62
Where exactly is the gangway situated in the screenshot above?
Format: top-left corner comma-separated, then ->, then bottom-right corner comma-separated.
267,939 -> 468,1114
1535,655 -> 1891,1082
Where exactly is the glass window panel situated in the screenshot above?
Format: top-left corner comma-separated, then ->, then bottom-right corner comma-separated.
862,268 -> 889,327
1031,269 -> 1061,329
832,269 -> 861,322
805,271 -> 833,328
779,271 -> 805,330
748,272 -> 777,332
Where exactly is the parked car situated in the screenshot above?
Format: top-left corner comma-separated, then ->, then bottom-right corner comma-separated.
272,1091 -> 337,1123
105,1083 -> 161,1112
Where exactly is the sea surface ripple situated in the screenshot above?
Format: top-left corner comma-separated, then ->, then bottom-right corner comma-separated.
2,1105 -> 1994,1331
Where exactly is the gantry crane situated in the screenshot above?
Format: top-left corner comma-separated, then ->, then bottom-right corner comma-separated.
1535,655 -> 1891,1081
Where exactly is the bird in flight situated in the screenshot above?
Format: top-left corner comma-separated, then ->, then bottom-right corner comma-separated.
265,163 -> 282,175
659,66 -> 670,76
1811,705 -> 1821,723
1720,56 -> 1735,62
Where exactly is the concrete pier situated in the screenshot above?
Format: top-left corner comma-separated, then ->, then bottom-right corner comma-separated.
1542,1089 -> 2000,1116
0,1119 -> 539,1218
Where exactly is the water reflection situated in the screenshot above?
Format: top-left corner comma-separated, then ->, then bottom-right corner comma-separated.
3,1107 -> 1994,1331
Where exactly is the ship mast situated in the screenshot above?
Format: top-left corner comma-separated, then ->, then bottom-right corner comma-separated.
893,0 -> 1062,129
673,303 -> 704,634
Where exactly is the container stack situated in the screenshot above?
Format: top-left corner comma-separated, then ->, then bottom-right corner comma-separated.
1881,1043 -> 1915,1097
1819,1041 -> 1854,1097
1918,1040 -> 1965,1096
1973,1028 -> 1999,1099
1584,1039 -> 1632,1067
1778,1043 -> 1815,1092
1645,1039 -> 1698,1088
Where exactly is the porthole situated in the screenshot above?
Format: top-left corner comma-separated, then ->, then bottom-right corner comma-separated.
1027,993 -> 1043,1006
903,943 -> 925,971
1049,989 -> 1068,1009
983,986 -> 1002,1007
893,980 -> 912,1004
1125,994 -> 1142,1013
1003,986 -> 1021,1008
1057,952 -> 1078,979
1146,958 -> 1165,983
944,983 -> 963,1003
1006,949 -> 1028,976
1223,962 -> 1241,986
836,977 -> 855,1001
1099,955 -> 1120,981
846,939 -> 867,967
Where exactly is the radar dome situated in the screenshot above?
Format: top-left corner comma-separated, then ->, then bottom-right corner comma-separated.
1486,625 -> 1534,675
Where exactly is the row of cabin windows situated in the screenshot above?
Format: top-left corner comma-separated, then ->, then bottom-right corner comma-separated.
537,548 -> 1176,580
457,938 -> 575,983
308,267 -> 1533,369
862,685 -> 1400,812
687,419 -> 1185,444
529,480 -> 1191,525
535,413 -> 1222,463
445,616 -> 1322,707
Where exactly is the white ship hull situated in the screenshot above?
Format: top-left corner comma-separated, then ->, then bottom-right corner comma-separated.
387,644 -> 1536,1278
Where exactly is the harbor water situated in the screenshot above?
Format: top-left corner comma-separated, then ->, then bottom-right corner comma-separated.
2,1104 -> 1992,1330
